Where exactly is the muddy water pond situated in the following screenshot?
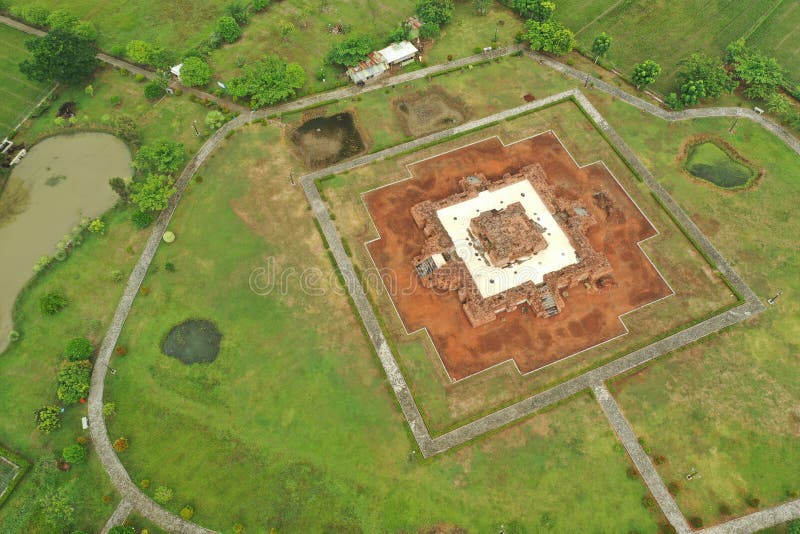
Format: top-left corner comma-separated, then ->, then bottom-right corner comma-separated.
0,132 -> 132,352
291,112 -> 365,168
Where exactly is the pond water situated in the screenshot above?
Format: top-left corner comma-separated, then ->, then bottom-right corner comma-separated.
0,132 -> 132,352
162,319 -> 222,364
291,112 -> 365,167
685,141 -> 753,188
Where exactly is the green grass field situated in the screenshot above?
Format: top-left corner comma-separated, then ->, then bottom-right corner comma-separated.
7,0 -> 229,55
0,25 -> 51,135
593,94 -> 800,526
101,123 -> 665,532
558,0 -> 799,92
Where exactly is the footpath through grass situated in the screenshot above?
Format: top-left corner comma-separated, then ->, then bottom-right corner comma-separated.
594,93 -> 800,526
105,124 -> 665,532
0,24 -> 51,135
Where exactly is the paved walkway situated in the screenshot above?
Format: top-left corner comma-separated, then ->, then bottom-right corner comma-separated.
593,383 -> 691,534
100,499 -> 135,534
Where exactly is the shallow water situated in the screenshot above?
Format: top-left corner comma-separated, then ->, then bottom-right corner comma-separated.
163,319 -> 222,364
685,141 -> 752,188
0,132 -> 132,352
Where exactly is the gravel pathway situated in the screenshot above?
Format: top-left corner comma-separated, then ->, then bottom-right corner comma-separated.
100,499 -> 135,534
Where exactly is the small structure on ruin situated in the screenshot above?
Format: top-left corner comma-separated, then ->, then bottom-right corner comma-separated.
410,165 -> 613,327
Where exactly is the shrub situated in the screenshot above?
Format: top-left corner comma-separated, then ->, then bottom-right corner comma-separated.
667,481 -> 680,495
102,403 -> 117,417
140,479 -> 150,489
34,406 -> 62,433
165,262 -> 176,272
8,330 -> 20,343
718,503 -> 732,516
144,81 -> 166,100
110,269 -> 124,282
135,73 -> 146,82
76,435 -> 89,444
625,466 -> 638,479
109,95 -> 122,107
64,337 -> 93,361
40,291 -> 68,316
114,345 -> 127,356
216,16 -> 242,43
180,57 -> 212,87
57,360 -> 92,404
689,517 -> 704,528
112,437 -> 129,452
153,486 -> 174,504
652,454 -> 667,465
745,494 -> 760,508
205,110 -> 226,130
131,210 -> 156,229
108,527 -> 135,534
62,444 -> 86,464
641,495 -> 654,508
419,22 -> 441,40
252,0 -> 270,10
180,505 -> 195,519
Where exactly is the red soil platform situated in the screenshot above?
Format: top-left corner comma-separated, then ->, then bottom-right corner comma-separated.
364,133 -> 672,380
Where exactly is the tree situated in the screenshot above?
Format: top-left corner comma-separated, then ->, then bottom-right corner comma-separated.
20,5 -> 51,26
473,0 -> 490,15
34,406 -> 62,433
40,291 -> 68,316
279,20 -> 296,41
144,80 -> 166,100
62,444 -> 87,464
39,486 -> 74,529
513,0 -> 540,19
416,0 -> 454,26
591,32 -> 612,63
46,10 -> 78,32
226,1 -> 250,25
726,39 -> 784,100
766,92 -> 791,115
64,337 -> 93,361
131,174 -> 177,211
253,0 -> 271,11
631,59 -> 661,89
109,177 -> 130,202
216,16 -> 242,43
229,56 -> 307,108
205,110 -> 226,130
180,56 -> 212,87
679,79 -> 706,107
73,21 -> 99,41
418,22 -> 441,40
57,360 -> 92,404
134,141 -> 185,175
531,1 -> 555,22
522,20 -> 576,56
126,40 -> 155,64
112,114 -> 140,145
19,29 -> 96,85
154,486 -> 174,504
676,53 -> 736,98
326,35 -> 373,67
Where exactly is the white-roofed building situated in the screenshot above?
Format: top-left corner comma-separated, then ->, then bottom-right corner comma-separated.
376,40 -> 419,66
347,41 -> 418,84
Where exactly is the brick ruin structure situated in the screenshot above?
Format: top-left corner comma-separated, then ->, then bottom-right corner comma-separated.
410,164 -> 613,327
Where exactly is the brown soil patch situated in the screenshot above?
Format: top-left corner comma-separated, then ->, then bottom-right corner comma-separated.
290,111 -> 365,168
365,134 -> 672,380
393,87 -> 468,137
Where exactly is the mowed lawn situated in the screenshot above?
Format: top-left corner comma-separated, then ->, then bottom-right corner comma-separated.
0,25 -> 51,135
557,0 -> 793,92
592,93 -> 800,526
9,0 -> 229,54
748,0 -> 800,84
105,124 -> 664,532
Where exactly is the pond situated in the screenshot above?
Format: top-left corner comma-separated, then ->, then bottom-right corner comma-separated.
684,141 -> 754,188
162,319 -> 222,364
0,132 -> 132,352
290,112 -> 365,168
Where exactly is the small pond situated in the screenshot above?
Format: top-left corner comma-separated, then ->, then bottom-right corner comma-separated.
162,319 -> 222,364
0,132 -> 132,352
291,112 -> 365,168
684,141 -> 754,188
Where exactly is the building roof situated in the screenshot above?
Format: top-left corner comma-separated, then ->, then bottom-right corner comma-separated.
376,41 -> 418,64
346,52 -> 388,83
170,63 -> 183,77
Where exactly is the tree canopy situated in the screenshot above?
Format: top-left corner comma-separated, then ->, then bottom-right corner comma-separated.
676,53 -> 736,98
591,33 -> 612,62
416,0 -> 454,26
326,35 -> 373,67
726,39 -> 784,100
230,56 -> 306,108
133,141 -> 186,176
131,174 -> 177,211
216,15 -> 242,43
57,360 -> 92,404
180,56 -> 212,87
631,60 -> 661,89
522,20 -> 576,56
19,29 -> 96,85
